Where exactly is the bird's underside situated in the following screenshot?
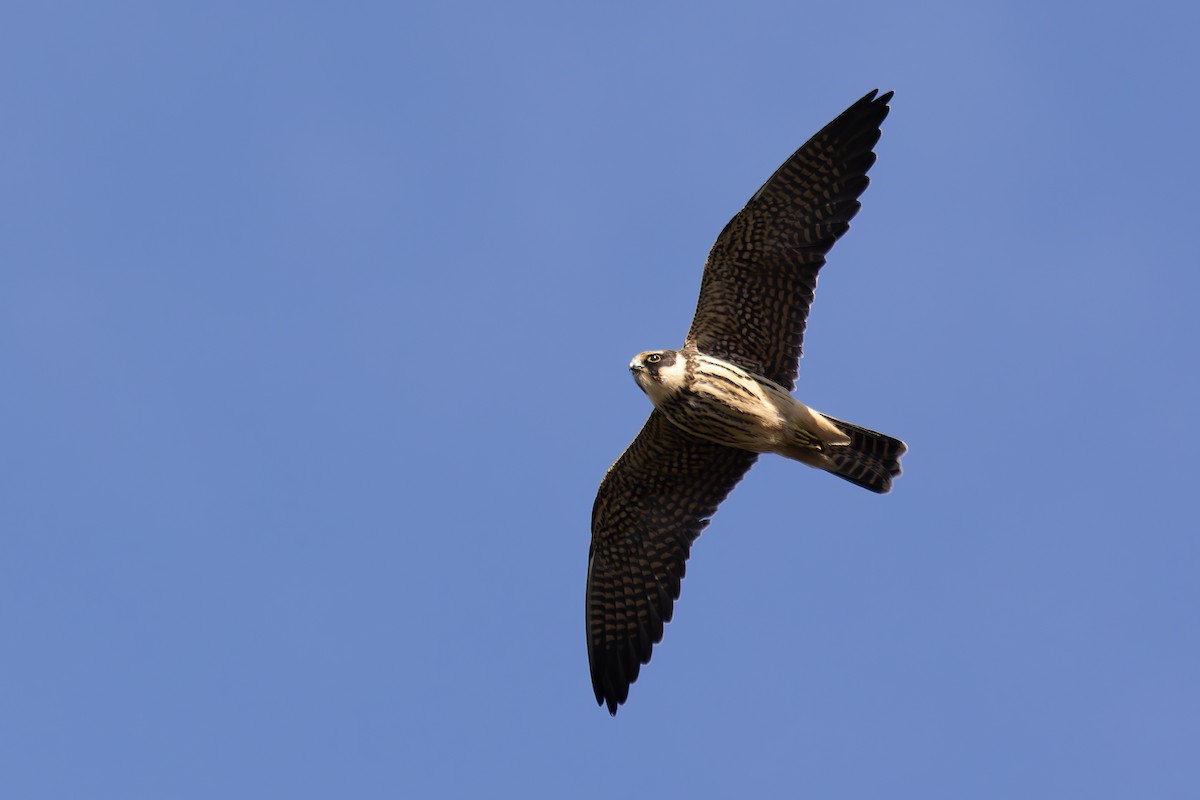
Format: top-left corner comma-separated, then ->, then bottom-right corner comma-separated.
586,90 -> 905,715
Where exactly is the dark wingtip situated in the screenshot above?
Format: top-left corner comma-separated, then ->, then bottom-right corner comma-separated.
591,647 -> 632,716
851,89 -> 894,127
595,676 -> 625,716
858,88 -> 894,105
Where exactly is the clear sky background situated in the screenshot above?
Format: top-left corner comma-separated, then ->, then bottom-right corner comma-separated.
3,2 -> 1199,797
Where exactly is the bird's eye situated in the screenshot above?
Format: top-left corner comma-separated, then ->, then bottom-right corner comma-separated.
646,353 -> 662,364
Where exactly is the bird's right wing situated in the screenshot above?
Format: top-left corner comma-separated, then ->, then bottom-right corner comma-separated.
586,410 -> 757,715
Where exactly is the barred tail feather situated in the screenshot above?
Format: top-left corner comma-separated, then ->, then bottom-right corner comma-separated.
821,415 -> 906,494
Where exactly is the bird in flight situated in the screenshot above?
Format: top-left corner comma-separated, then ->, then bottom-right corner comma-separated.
586,90 -> 906,715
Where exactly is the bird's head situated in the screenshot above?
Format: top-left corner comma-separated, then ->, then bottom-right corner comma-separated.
629,350 -> 685,406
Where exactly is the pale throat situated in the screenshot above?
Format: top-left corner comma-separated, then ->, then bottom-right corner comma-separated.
639,356 -> 687,408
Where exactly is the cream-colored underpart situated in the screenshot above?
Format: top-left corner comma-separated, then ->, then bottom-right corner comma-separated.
757,380 -> 851,451
644,352 -> 852,455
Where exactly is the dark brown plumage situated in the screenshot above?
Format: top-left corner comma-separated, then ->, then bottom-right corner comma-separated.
688,90 -> 892,389
587,90 -> 899,715
587,412 -> 756,714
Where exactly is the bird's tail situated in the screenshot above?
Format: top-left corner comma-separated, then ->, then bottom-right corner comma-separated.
820,415 -> 906,494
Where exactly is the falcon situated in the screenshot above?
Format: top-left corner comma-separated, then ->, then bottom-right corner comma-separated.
586,90 -> 906,715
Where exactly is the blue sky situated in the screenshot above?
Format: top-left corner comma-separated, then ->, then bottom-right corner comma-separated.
3,1 -> 1199,797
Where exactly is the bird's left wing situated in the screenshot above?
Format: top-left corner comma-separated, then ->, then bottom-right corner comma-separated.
685,90 -> 892,389
586,410 -> 757,714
